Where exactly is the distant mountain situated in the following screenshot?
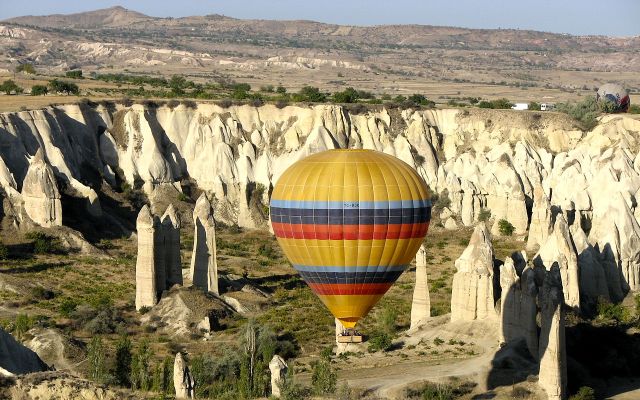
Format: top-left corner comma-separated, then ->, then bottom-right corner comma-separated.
3,6 -> 152,28
1,6 -> 638,93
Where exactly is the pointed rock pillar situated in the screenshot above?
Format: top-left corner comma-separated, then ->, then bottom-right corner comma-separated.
538,267 -> 567,400
499,258 -> 539,357
173,353 -> 195,399
190,193 -> 219,295
136,205 -> 158,310
451,224 -> 497,322
162,204 -> 183,287
526,186 -> 553,252
269,355 -> 288,398
21,149 -> 62,227
410,244 -> 431,329
534,215 -> 580,310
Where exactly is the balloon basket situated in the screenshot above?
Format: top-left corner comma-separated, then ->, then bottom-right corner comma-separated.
337,329 -> 363,343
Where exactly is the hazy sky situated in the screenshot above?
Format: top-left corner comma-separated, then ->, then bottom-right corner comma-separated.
1,0 -> 639,36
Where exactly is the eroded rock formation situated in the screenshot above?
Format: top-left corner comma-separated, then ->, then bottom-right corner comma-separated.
410,245 -> 431,329
0,327 -> 49,376
135,205 -> 158,310
136,204 -> 183,310
269,355 -> 288,398
173,352 -> 195,399
534,215 -> 580,310
451,224 -> 497,322
538,267 -> 567,400
190,193 -> 218,295
21,149 -> 62,227
499,258 -> 538,357
162,204 -> 183,287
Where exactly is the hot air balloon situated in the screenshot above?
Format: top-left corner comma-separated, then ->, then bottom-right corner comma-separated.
597,83 -> 630,113
270,149 -> 432,330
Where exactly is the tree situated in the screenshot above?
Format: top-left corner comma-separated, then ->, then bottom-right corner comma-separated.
87,336 -> 106,383
333,87 -> 360,103
49,79 -> 79,95
528,101 -> 541,111
293,86 -> 327,102
13,314 -> 32,340
311,359 -> 337,395
152,356 -> 174,397
15,63 -> 36,74
498,219 -> 515,236
65,70 -> 83,79
30,85 -> 48,96
0,80 -> 22,95
276,86 -> 287,94
114,335 -> 132,387
169,75 -> 188,95
131,339 -> 152,391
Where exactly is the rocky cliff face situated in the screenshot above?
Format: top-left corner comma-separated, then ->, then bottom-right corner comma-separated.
2,103 -> 640,297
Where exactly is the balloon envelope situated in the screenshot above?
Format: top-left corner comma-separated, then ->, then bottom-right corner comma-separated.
597,83 -> 630,112
270,149 -> 432,328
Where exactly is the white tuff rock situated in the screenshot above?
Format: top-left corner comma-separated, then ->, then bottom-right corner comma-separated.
135,205 -> 158,310
162,204 -> 183,287
21,149 -> 62,227
190,193 -> 219,294
538,267 -> 567,400
173,353 -> 195,399
269,355 -> 288,398
451,224 -> 497,321
410,245 -> 431,329
534,215 -> 580,310
499,259 -> 538,357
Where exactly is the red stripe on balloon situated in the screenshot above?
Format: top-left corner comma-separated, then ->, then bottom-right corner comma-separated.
272,222 -> 430,240
308,282 -> 393,295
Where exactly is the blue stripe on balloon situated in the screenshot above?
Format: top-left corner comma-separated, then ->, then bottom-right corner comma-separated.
293,265 -> 409,273
299,269 -> 404,284
269,199 -> 432,209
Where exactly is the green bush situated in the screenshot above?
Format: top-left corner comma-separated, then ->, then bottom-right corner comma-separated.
528,102 -> 541,111
629,104 -> 640,114
477,98 -> 513,109
31,85 -> 49,96
405,380 -> 475,400
292,86 -> 327,102
15,63 -> 36,74
65,70 -> 83,79
59,298 -> 78,317
597,298 -> 631,323
478,208 -> 491,222
49,79 -> 79,95
498,219 -> 515,236
177,192 -> 189,202
555,97 -> 599,131
569,386 -> 596,400
511,385 -> 531,398
25,231 -> 64,254
0,242 -> 8,260
311,360 -> 337,395
0,80 -> 23,95
13,314 -> 34,340
367,330 -> 392,352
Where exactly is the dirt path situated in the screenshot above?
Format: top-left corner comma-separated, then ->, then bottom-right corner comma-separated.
338,332 -> 497,398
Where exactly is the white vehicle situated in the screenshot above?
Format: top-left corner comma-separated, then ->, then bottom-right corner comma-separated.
511,103 -> 529,111
541,103 -> 555,111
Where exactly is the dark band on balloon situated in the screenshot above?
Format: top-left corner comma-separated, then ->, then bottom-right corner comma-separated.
297,269 -> 405,284
270,206 -> 431,225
